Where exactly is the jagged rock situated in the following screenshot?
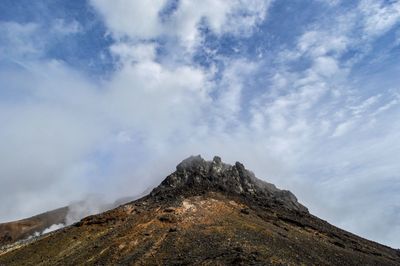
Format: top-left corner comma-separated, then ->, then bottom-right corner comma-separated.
152,155 -> 308,213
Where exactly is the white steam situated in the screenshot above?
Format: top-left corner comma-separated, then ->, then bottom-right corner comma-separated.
42,224 -> 65,234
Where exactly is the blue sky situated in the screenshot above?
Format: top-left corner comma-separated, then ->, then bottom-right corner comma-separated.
0,0 -> 400,247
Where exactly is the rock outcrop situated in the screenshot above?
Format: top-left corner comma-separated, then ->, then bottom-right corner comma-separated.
152,155 -> 308,213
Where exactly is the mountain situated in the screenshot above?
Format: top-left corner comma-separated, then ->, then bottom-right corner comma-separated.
0,207 -> 68,246
0,156 -> 399,265
0,197 -> 138,247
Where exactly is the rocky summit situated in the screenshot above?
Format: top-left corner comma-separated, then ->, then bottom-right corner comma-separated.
0,156 -> 399,265
152,155 -> 308,213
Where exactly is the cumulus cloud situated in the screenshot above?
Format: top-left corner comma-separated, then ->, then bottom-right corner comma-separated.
164,0 -> 270,49
90,0 -> 166,39
90,0 -> 271,50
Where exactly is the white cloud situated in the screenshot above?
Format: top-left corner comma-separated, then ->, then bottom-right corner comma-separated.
0,60 -> 106,221
89,0 -> 167,39
315,0 -> 341,7
90,0 -> 271,51
212,59 -> 257,127
0,22 -> 42,59
332,120 -> 354,137
372,97 -> 400,116
359,0 -> 400,38
51,19 -> 82,35
166,0 -> 269,49
110,42 -> 158,63
350,95 -> 381,116
313,56 -> 339,77
297,31 -> 349,57
0,19 -> 84,62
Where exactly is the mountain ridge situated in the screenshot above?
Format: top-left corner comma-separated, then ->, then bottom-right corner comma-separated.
151,155 -> 308,213
0,155 -> 399,265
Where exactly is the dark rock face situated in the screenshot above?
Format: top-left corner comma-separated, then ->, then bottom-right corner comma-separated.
152,155 -> 308,213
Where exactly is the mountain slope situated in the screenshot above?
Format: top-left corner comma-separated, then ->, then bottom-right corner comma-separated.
0,207 -> 68,246
0,197 -> 139,247
0,156 -> 399,265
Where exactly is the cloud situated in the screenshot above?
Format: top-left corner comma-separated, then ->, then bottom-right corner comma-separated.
0,59 -> 106,221
1,0 -> 400,249
165,0 -> 270,49
359,0 -> 400,38
242,2 -> 400,247
0,19 -> 85,63
313,56 -> 339,77
51,19 -> 82,35
212,59 -> 258,128
318,0 -> 341,7
90,0 -> 271,50
110,42 -> 158,63
0,22 -> 42,59
297,30 -> 349,57
89,0 -> 167,39
331,120 -> 354,137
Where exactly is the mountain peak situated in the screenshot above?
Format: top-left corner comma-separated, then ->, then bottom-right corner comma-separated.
151,155 -> 308,213
2,155 -> 400,265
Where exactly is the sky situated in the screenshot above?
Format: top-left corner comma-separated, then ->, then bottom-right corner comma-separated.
0,0 -> 399,248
